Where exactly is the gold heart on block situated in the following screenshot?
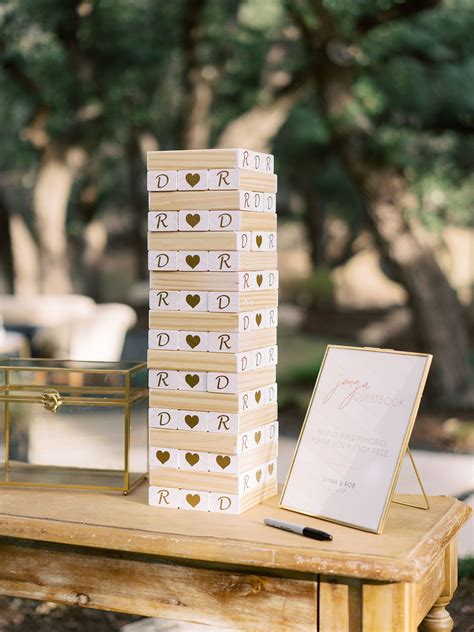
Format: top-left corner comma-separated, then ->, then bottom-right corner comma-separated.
254,431 -> 262,444
186,173 -> 200,187
255,313 -> 262,326
186,334 -> 201,349
256,235 -> 263,248
186,254 -> 200,269
156,450 -> 170,464
268,463 -> 274,476
186,294 -> 201,308
185,414 -> 199,429
256,469 -> 262,482
186,493 -> 201,508
186,213 -> 201,227
185,452 -> 200,467
255,390 -> 261,403
256,274 -> 263,287
185,374 -> 200,388
216,455 -> 231,470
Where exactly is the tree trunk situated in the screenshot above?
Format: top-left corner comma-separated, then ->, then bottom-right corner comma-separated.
126,134 -> 147,280
9,214 -> 41,295
0,196 -> 14,293
33,147 -> 85,294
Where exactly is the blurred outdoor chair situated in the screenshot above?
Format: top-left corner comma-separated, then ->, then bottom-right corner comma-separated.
0,295 -> 136,361
0,315 -> 30,359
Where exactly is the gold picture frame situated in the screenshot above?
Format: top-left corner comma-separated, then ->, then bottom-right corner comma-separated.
280,345 -> 432,534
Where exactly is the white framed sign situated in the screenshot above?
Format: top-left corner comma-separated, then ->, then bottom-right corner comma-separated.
280,345 -> 432,533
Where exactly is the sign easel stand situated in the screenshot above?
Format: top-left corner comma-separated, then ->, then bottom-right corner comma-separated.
392,447 -> 430,510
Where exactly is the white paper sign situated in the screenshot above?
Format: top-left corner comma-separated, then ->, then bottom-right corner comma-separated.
280,346 -> 432,533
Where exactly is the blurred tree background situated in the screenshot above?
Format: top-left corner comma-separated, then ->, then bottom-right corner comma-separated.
0,0 -> 473,414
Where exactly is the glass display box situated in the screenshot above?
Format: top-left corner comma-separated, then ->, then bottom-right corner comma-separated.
0,359 -> 148,494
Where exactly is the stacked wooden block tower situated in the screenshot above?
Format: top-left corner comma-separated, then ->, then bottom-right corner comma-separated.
147,148 -> 278,514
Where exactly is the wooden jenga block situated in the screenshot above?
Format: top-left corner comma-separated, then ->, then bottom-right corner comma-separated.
149,403 -> 277,434
177,291 -> 209,311
148,231 -> 252,251
148,250 -> 277,272
147,149 -> 273,173
148,329 -> 179,350
147,345 -> 278,373
177,169 -> 209,191
149,308 -> 278,332
208,210 -> 277,231
149,190 -> 269,212
147,171 -> 178,191
150,270 -> 279,292
150,290 -> 179,310
150,381 -> 277,413
179,489 -> 210,512
178,210 -> 209,231
251,232 -> 277,251
148,211 -> 179,231
177,251 -> 209,271
148,251 -> 178,271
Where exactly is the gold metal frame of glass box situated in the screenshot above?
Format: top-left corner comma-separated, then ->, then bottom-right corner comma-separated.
0,359 -> 148,494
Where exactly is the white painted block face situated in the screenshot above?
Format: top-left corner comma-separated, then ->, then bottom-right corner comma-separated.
209,210 -> 240,231
207,412 -> 239,433
208,168 -> 239,190
237,232 -> 251,250
238,272 -> 257,291
266,458 -> 277,481
149,370 -> 178,390
177,371 -> 207,392
239,466 -> 263,494
267,345 -> 278,366
178,450 -> 209,472
263,192 -> 276,212
148,251 -> 178,271
147,170 -> 178,192
148,211 -> 178,231
209,452 -> 238,474
261,153 -> 274,174
178,290 -> 208,312
149,446 -> 178,468
265,307 -> 278,328
177,410 -> 208,432
207,372 -> 238,394
148,329 -> 178,350
264,382 -> 278,405
251,232 -> 277,251
239,190 -> 264,212
179,489 -> 209,511
208,332 -> 238,353
208,292 -> 239,313
253,311 -> 265,330
150,290 -> 179,311
264,421 -> 278,444
208,251 -> 239,272
265,270 -> 279,289
177,169 -> 208,191
237,351 -> 252,373
238,312 -> 255,332
178,330 -> 208,352
251,348 -> 267,371
149,408 -> 178,430
209,492 -> 240,514
238,431 -> 253,453
237,149 -> 255,171
178,210 -> 209,231
178,250 -> 208,272
149,486 -> 180,508
251,426 -> 265,449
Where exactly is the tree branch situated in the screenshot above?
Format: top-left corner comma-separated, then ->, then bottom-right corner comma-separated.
357,0 -> 441,34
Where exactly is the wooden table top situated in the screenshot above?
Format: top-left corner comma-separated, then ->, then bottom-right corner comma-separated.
0,485 -> 470,582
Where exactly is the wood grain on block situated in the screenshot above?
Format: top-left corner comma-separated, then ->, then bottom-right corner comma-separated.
149,420 -> 277,455
178,291 -> 209,312
150,384 -> 273,414
148,231 -> 251,251
207,366 -> 276,393
148,485 -> 180,508
149,369 -> 178,390
209,210 -> 277,231
149,190 -> 269,212
178,450 -> 210,472
149,407 -> 178,430
149,290 -> 179,310
177,410 -> 208,432
148,329 -> 178,350
147,171 -> 178,191
149,310 -> 273,333
147,148 -> 274,172
208,251 -> 277,272
178,210 -> 209,231
208,328 -> 277,353
178,489 -> 210,511
207,169 -> 277,193
177,371 -> 207,392
177,330 -> 209,352
263,193 -> 276,213
177,169 -> 208,191
148,348 -> 276,372
149,446 -> 179,469
251,231 -> 277,251
178,251 -> 208,272
148,251 -> 178,271
148,211 -> 178,231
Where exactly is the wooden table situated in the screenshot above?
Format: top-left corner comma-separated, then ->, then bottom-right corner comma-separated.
0,486 -> 470,631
